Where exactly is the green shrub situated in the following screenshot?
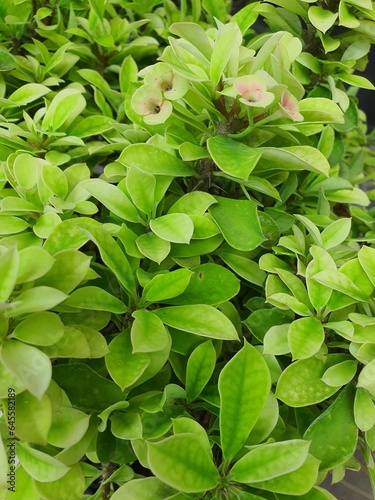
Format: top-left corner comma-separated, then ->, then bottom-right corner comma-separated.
0,1 -> 375,499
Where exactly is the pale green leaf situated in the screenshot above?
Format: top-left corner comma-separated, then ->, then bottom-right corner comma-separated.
16,442 -> 69,482
150,214 -> 194,244
288,317 -> 325,360
154,305 -> 239,340
219,342 -> 271,462
209,197 -> 264,251
276,357 -> 340,406
229,440 -> 310,483
147,434 -> 219,493
207,135 -> 262,180
304,385 -> 358,469
186,340 -> 216,402
0,340 -> 51,399
131,310 -> 169,353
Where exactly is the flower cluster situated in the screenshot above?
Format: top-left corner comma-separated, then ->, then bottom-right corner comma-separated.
222,73 -> 304,123
131,63 -> 189,125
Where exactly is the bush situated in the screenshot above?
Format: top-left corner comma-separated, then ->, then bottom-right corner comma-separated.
0,0 -> 375,499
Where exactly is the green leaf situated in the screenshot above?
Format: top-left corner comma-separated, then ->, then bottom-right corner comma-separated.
0,340 -> 51,399
42,88 -> 83,130
105,330 -> 150,390
169,22 -> 212,59
219,341 -> 271,462
0,215 -> 28,235
34,463 -> 85,500
354,389 -> 375,432
150,214 -> 194,244
16,442 -> 69,482
258,146 -> 330,176
229,440 -> 310,483
69,115 -> 114,138
267,293 -> 312,317
308,6 -> 338,34
154,305 -> 239,340
119,144 -> 195,176
321,218 -> 351,249
321,360 -> 357,387
44,219 -> 90,254
170,234 -> 223,258
52,363 -> 124,412
41,326 -> 91,359
209,197 -> 264,251
358,245 -> 375,286
168,191 -> 217,215
300,98 -> 343,123
358,359 -> 375,397
8,84 -> 50,106
75,179 -> 141,223
64,286 -> 126,313
136,233 -> 171,264
244,308 -> 292,343
111,412 -> 143,440
0,50 -> 16,71
0,361 -> 26,398
288,318 -> 325,360
12,312 -> 64,346
147,434 -> 219,493
79,224 -> 136,297
131,310 -> 169,352
263,323 -> 290,355
133,333 -> 171,388
142,268 -> 193,303
4,287 -> 68,317
186,340 -> 216,402
191,215 -> 220,239
16,247 -> 55,283
304,385 -> 358,469
207,136 -> 262,180
166,263 -> 240,305
232,3 -> 260,33
210,28 -> 239,84
173,418 -> 212,458
336,73 -> 375,90
36,250 -> 92,294
220,253 -> 266,286
251,455 -> 320,495
126,165 -> 156,215
247,392 -> 279,445
111,477 -> 176,500
276,357 -> 340,407
41,164 -> 69,198
339,0 -> 360,28
274,268 -> 312,310
306,246 -> 336,310
0,436 -> 7,489
0,247 -> 19,302
48,407 -> 90,448
13,391 -> 52,443
312,270 -> 369,302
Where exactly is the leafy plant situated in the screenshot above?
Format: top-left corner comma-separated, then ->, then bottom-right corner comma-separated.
0,0 -> 375,499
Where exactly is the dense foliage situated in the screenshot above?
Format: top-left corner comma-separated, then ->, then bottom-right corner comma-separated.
0,0 -> 375,499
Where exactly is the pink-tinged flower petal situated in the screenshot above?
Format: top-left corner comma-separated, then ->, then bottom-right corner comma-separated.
144,63 -> 173,86
233,76 -> 267,98
144,62 -> 189,100
239,90 -> 275,108
131,85 -> 163,116
144,100 -> 173,125
280,91 -> 304,121
232,75 -> 274,108
164,73 -> 189,100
